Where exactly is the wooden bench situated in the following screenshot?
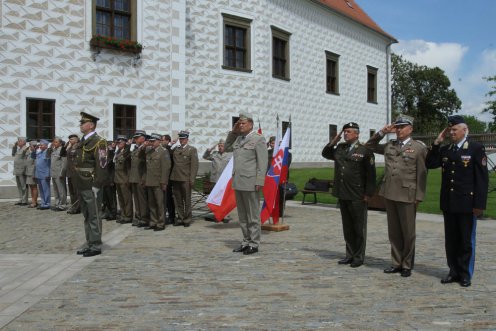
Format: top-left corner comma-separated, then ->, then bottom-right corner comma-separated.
301,178 -> 333,205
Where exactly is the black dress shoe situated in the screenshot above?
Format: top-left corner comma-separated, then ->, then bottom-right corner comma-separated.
384,266 -> 402,274
440,274 -> 458,284
137,223 -> 149,228
173,222 -> 184,227
350,261 -> 363,268
67,210 -> 81,214
15,202 -> 22,205
153,227 -> 165,232
83,250 -> 101,257
243,247 -> 258,255
76,248 -> 89,255
338,257 -> 353,265
183,223 -> 191,227
19,203 -> 28,206
459,279 -> 471,287
233,245 -> 249,253
144,226 -> 156,230
401,269 -> 412,277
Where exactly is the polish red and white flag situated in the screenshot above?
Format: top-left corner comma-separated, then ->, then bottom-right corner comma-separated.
206,157 -> 236,221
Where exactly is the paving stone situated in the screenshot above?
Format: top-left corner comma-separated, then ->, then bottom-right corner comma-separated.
0,200 -> 495,330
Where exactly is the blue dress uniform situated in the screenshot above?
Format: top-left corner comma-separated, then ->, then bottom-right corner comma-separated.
34,142 -> 51,209
426,116 -> 488,286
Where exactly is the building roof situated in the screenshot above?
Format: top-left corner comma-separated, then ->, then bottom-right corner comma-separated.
316,0 -> 397,42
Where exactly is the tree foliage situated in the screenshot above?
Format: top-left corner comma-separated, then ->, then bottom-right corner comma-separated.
391,54 -> 462,134
483,75 -> 496,131
463,115 -> 487,133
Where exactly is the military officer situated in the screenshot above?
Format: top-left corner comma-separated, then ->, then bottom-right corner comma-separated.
50,137 -> 67,211
12,137 -> 29,205
170,130 -> 199,227
129,130 -> 149,227
113,135 -> 133,224
25,141 -> 39,208
34,140 -> 51,210
145,133 -> 171,231
225,113 -> 268,255
366,115 -> 427,277
74,112 -> 108,257
65,134 -> 81,214
426,115 -> 488,287
161,134 -> 176,224
322,122 -> 376,268
203,139 -> 232,183
101,140 -> 117,221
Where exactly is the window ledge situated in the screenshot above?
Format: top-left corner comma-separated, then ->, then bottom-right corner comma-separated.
90,36 -> 142,54
367,100 -> 378,104
221,65 -> 252,73
326,91 -> 340,96
272,75 -> 290,82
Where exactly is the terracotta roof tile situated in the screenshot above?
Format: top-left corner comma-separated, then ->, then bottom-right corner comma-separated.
318,0 -> 397,42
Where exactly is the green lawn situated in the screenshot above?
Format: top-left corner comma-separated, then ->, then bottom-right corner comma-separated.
289,167 -> 496,219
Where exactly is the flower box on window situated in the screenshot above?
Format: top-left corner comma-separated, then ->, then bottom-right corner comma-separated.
90,35 -> 142,54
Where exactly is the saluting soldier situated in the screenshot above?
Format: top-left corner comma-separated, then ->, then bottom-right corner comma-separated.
225,113 -> 268,255
129,130 -> 149,227
34,140 -> 51,210
25,141 -> 39,208
50,137 -> 67,211
101,140 -> 117,221
203,139 -> 232,183
114,135 -> 133,224
144,133 -> 171,231
65,134 -> 81,214
170,130 -> 199,227
366,115 -> 427,278
74,112 -> 108,257
426,115 -> 488,287
12,137 -> 29,205
322,122 -> 376,268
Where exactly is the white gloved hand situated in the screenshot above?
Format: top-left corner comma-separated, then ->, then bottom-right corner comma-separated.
92,186 -> 100,195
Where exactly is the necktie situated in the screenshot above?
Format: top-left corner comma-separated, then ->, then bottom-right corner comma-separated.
453,145 -> 458,152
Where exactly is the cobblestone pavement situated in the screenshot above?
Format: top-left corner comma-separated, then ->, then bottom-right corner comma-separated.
0,200 -> 495,330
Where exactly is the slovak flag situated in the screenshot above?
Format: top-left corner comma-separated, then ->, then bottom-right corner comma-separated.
260,127 -> 291,224
206,157 -> 236,221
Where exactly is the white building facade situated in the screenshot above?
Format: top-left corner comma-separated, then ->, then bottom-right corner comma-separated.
0,0 -> 395,192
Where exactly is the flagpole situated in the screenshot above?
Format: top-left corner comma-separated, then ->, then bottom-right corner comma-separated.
280,115 -> 290,225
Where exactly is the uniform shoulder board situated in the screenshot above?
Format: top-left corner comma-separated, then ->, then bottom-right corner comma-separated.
389,139 -> 397,143
415,140 -> 426,147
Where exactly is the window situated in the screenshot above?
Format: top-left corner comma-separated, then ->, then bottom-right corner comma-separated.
367,66 -> 378,103
282,121 -> 292,149
113,104 -> 136,138
231,116 -> 240,127
26,98 -> 55,140
271,26 -> 290,80
329,124 -> 337,142
94,0 -> 137,41
222,14 -> 252,72
326,51 -> 339,94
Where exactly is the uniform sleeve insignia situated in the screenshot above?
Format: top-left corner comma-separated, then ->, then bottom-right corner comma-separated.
482,156 -> 487,167
415,140 -> 426,147
370,157 -> 375,165
462,141 -> 469,149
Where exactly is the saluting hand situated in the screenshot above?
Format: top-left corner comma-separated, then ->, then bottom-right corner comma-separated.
329,130 -> 343,146
434,127 -> 449,145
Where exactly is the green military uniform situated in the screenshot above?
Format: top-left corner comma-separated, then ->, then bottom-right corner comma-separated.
225,118 -> 268,250
129,131 -> 149,226
202,148 -> 232,183
170,131 -> 199,227
65,135 -> 81,213
366,117 -> 427,273
145,133 -> 172,230
74,113 -> 108,255
322,124 -> 376,266
114,137 -> 133,223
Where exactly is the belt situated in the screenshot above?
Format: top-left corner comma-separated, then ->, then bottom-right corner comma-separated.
77,167 -> 94,172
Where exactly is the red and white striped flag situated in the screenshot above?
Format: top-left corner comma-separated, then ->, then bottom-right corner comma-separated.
206,157 -> 236,221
